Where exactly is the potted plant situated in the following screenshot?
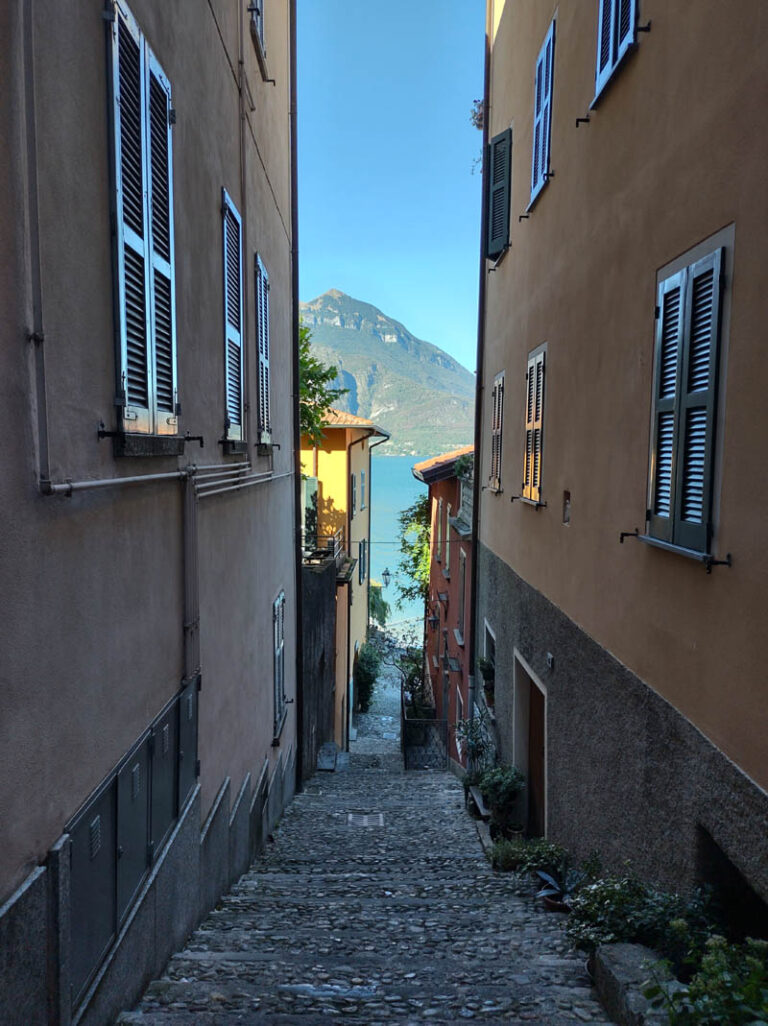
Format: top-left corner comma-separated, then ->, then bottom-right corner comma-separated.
536,857 -> 590,912
479,765 -> 525,836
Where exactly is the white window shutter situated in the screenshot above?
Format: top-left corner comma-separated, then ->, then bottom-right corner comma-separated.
255,255 -> 271,443
222,190 -> 243,441
531,22 -> 555,204
616,0 -> 637,64
147,55 -> 177,434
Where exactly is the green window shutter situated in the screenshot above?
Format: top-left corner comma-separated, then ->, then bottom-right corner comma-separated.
273,592 -> 285,735
490,372 -> 504,490
531,22 -> 555,205
147,56 -> 177,434
255,254 -> 271,443
486,129 -> 511,259
648,269 -> 686,543
673,249 -> 723,553
113,9 -> 151,433
222,190 -> 243,441
351,472 -> 356,516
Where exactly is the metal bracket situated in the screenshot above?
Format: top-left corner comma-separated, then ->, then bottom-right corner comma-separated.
637,20 -> 652,33
518,213 -> 530,222
97,421 -> 122,440
184,432 -> 205,448
619,528 -> 640,543
704,553 -> 732,574
575,116 -> 591,128
27,330 -> 45,344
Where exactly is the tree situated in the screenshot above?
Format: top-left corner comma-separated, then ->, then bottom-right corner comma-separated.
369,580 -> 391,626
394,493 -> 430,608
299,320 -> 347,446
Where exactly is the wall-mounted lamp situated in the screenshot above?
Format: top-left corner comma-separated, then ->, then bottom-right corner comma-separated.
381,567 -> 391,588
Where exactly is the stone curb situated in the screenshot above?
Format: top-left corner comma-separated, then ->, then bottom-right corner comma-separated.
593,943 -> 670,1025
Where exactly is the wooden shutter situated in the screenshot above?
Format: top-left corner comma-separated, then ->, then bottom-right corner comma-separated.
674,249 -> 723,552
523,351 -> 545,501
255,254 -> 271,443
648,270 -> 686,542
490,373 -> 504,490
486,129 -> 511,259
616,0 -> 637,64
113,8 -> 151,433
147,55 -> 177,434
361,469 -> 365,508
351,473 -> 356,516
222,190 -> 243,441
531,22 -> 555,204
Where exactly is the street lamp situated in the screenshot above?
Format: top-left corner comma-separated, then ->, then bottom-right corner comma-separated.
381,567 -> 391,588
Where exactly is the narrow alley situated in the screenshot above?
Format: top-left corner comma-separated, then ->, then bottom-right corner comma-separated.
118,660 -> 610,1026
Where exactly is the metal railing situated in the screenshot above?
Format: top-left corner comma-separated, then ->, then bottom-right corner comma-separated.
302,528 -> 346,570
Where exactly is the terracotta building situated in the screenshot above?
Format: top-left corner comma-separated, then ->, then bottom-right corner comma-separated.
0,1 -> 300,1022
300,409 -> 389,749
474,0 -> 768,910
413,446 -> 474,771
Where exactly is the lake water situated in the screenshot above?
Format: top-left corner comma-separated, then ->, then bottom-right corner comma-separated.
369,453 -> 428,630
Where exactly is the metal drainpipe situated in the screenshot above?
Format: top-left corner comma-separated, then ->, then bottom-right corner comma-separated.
20,1 -> 50,489
468,0 -> 493,735
366,431 -> 389,634
289,0 -> 304,789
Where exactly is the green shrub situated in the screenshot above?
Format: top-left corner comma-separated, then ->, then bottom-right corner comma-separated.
478,765 -> 525,811
354,642 -> 381,713
567,875 -> 715,974
487,836 -> 568,874
490,838 -> 528,872
645,936 -> 768,1025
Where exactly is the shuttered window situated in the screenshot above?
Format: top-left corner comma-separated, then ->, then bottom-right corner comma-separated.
489,372 -> 505,491
486,129 -> 511,259
222,190 -> 244,441
530,22 -> 555,205
251,0 -> 266,56
595,0 -> 636,99
436,498 -> 443,562
647,249 -> 723,554
350,472 -> 356,517
361,469 -> 366,509
358,539 -> 367,585
522,350 -> 545,502
111,5 -> 177,436
273,591 -> 286,738
255,254 -> 271,444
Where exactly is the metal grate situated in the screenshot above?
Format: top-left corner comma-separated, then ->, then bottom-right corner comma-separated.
347,813 -> 384,827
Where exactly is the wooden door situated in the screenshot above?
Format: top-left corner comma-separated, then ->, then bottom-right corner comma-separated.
527,683 -> 545,837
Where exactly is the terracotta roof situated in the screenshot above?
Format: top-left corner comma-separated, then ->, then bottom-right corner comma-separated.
412,445 -> 474,481
323,408 -> 389,437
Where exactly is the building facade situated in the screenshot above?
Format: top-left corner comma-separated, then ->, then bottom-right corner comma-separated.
0,1 -> 299,1022
301,409 -> 388,749
476,0 -> 768,909
413,447 -> 474,771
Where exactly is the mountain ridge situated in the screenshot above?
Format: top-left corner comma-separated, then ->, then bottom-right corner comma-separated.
300,289 -> 475,457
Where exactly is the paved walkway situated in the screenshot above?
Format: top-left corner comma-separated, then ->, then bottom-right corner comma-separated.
118,664 -> 611,1025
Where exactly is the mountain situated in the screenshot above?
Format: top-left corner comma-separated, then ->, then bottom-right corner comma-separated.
300,289 -> 475,457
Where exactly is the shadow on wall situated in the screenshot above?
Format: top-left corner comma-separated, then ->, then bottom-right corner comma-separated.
318,487 -> 345,537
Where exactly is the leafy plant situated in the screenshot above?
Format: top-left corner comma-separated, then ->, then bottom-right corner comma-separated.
477,656 -> 495,681
394,495 -> 431,608
353,642 -> 381,713
299,321 -> 348,447
536,857 -> 590,908
644,936 -> 768,1025
478,766 -> 525,831
488,836 -> 568,875
368,580 -> 390,627
455,715 -> 493,770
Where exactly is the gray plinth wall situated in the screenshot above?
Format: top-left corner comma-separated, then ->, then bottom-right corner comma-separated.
476,542 -> 768,907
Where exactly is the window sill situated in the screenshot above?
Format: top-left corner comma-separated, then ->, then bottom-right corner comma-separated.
637,533 -> 731,572
453,628 -> 465,648
510,494 -> 546,509
113,433 -> 185,458
485,483 -> 503,495
442,567 -> 451,580
221,439 -> 249,456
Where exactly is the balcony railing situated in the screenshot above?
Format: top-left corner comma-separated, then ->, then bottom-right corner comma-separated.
303,528 -> 346,570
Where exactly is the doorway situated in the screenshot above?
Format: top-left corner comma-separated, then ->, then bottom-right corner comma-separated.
513,653 -> 546,837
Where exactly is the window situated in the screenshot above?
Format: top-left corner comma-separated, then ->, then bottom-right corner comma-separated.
111,5 -> 177,437
455,688 -> 464,760
647,248 -> 723,554
530,21 -> 555,206
251,0 -> 265,53
255,255 -> 271,444
486,129 -> 511,259
273,591 -> 286,739
360,469 -> 366,509
436,497 -> 443,562
489,372 -> 505,491
522,349 -> 545,502
358,539 -> 367,585
351,472 -> 356,517
222,190 -> 244,442
595,0 -> 636,100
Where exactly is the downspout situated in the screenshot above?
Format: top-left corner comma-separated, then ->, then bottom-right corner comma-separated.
468,0 -> 492,733
20,0 -> 50,490
289,0 -> 304,788
366,430 -> 389,635
344,431 -> 368,748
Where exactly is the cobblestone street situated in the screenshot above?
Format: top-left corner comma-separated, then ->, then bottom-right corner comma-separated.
119,664 -> 611,1025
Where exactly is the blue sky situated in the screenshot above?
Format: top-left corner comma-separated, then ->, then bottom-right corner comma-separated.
298,1 -> 485,372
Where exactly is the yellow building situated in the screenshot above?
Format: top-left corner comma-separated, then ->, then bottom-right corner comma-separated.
301,409 -> 388,748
